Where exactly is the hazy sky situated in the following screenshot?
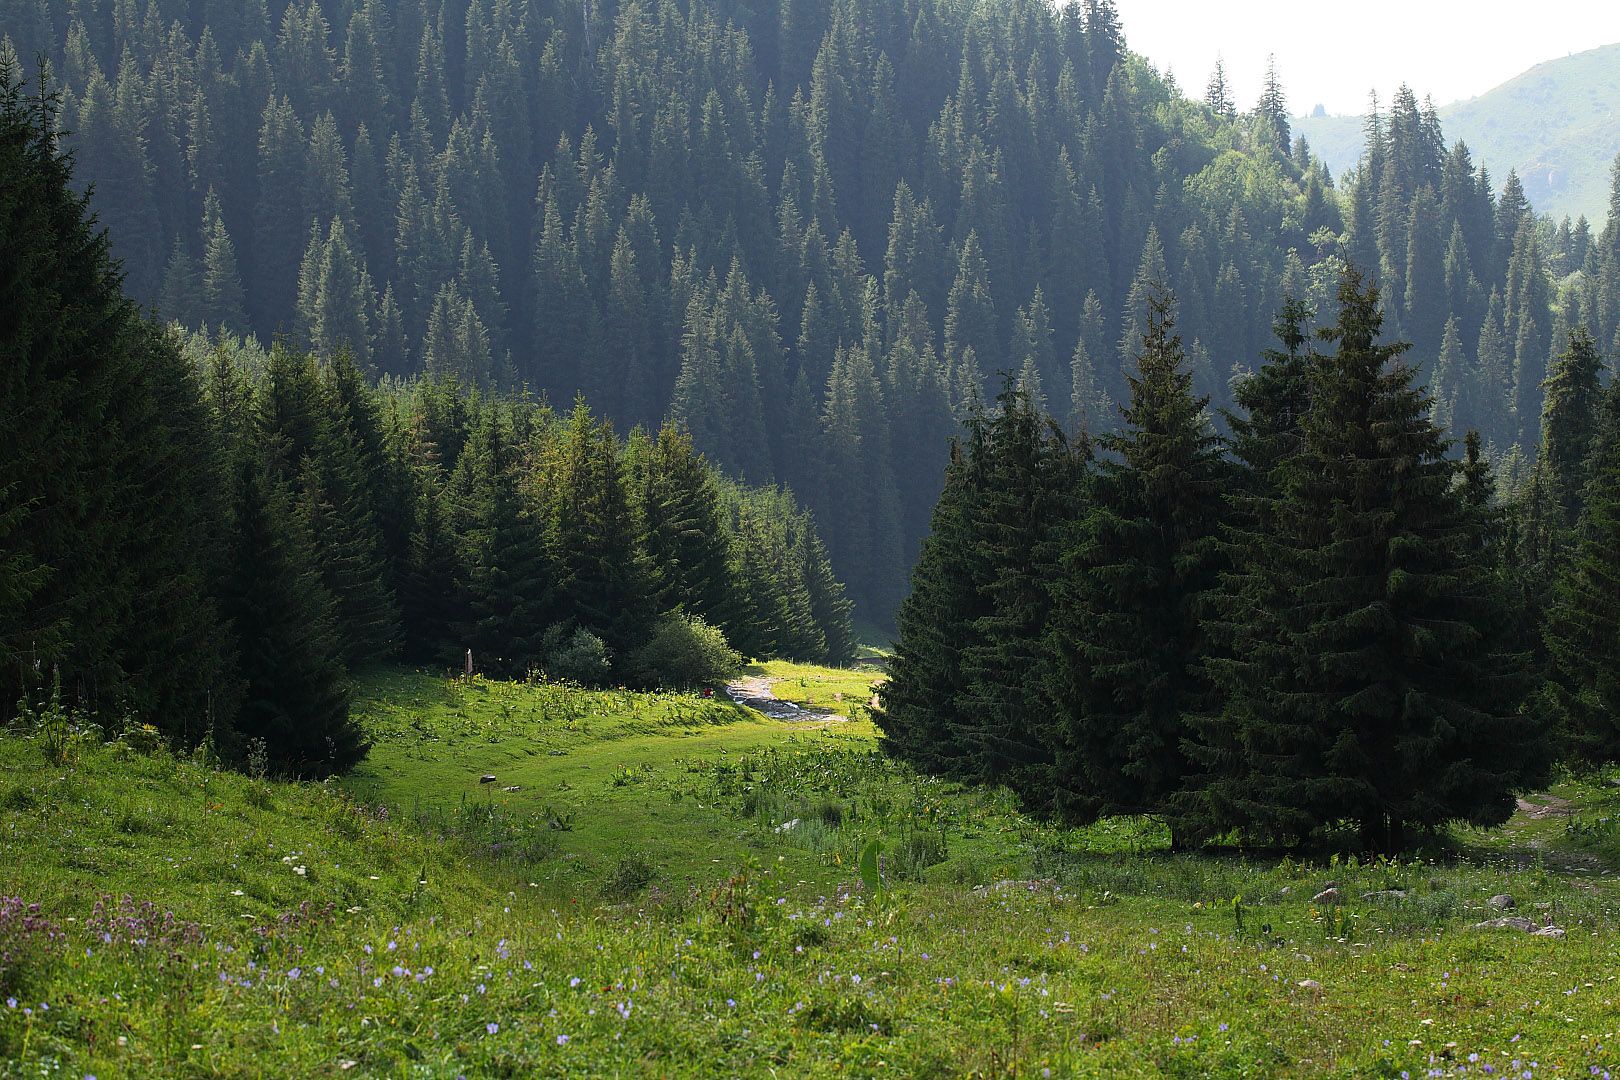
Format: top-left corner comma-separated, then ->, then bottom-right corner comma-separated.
1114,0 -> 1620,116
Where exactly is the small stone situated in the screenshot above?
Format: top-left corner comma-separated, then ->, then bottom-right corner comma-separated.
479,774 -> 497,784
1532,925 -> 1566,939
1312,888 -> 1342,905
1297,979 -> 1322,991
1472,916 -> 1537,933
1487,894 -> 1515,911
502,785 -> 521,792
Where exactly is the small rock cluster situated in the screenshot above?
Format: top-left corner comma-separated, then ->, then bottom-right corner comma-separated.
1470,895 -> 1565,937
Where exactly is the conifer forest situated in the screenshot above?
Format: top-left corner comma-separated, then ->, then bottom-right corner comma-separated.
4,0 -> 1620,1073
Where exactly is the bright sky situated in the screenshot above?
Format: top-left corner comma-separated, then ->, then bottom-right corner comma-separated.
1114,0 -> 1620,116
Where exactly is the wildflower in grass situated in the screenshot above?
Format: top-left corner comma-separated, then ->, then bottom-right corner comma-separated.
556,1035 -> 570,1046
569,977 -> 580,988
486,1023 -> 499,1035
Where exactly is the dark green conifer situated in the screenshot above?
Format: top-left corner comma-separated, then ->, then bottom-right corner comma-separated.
1542,383 -> 1620,766
876,419 -> 990,776
1046,291 -> 1226,829
1184,270 -> 1547,851
956,381 -> 1085,805
1539,328 -> 1606,530
222,455 -> 363,777
543,402 -> 654,660
627,423 -> 741,631
459,408 -> 555,674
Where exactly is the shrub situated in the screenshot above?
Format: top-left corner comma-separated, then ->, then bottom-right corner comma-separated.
626,614 -> 743,689
889,829 -> 949,881
16,671 -> 98,767
602,852 -> 657,900
543,624 -> 613,686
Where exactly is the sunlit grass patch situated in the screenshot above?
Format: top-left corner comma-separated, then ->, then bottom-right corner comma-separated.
4,670 -> 1620,1077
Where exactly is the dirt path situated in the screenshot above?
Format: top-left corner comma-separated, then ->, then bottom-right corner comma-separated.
725,676 -> 844,723
1495,792 -> 1614,880
1516,794 -> 1576,820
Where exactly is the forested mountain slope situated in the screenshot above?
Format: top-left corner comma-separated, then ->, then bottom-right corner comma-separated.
1298,42 -> 1620,225
4,0 -> 1618,623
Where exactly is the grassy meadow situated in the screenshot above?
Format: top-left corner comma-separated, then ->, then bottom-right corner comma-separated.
3,665 -> 1620,1077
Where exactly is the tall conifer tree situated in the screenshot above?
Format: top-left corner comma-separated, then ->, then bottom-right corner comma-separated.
1183,269 -> 1546,850
1045,291 -> 1227,829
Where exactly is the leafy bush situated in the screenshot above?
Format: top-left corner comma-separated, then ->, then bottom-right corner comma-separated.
626,614 -> 743,689
15,672 -> 98,768
542,624 -> 613,686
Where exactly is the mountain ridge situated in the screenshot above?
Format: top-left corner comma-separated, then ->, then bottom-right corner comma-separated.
1297,41 -> 1620,222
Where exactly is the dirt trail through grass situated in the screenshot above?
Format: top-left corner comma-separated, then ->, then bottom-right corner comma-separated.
725,674 -> 845,722
1463,785 -> 1620,879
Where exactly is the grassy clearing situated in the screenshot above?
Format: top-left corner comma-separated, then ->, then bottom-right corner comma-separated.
3,669 -> 1619,1077
745,659 -> 887,720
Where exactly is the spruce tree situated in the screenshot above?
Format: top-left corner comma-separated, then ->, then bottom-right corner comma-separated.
1542,382 -> 1620,766
876,417 -> 990,776
628,423 -> 741,632
1256,55 -> 1290,156
543,402 -> 654,660
1183,270 -> 1547,851
398,473 -> 467,666
955,380 -> 1086,806
0,59 -> 236,742
1045,291 -> 1227,829
1539,327 -> 1606,531
459,408 -> 555,674
222,454 -> 363,777
200,189 -> 248,333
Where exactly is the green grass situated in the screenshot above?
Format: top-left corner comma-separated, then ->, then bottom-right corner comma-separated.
746,659 -> 887,720
4,669 -> 1620,1077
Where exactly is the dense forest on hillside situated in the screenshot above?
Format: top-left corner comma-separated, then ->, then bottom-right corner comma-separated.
8,0 -> 1617,621
2,59 -> 852,776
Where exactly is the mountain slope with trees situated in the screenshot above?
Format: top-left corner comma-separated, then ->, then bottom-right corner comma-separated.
1298,42 -> 1620,225
0,57 -> 852,779
5,1 -> 1619,630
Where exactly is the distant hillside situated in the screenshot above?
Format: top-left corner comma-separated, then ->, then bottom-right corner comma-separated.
1298,42 -> 1620,223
